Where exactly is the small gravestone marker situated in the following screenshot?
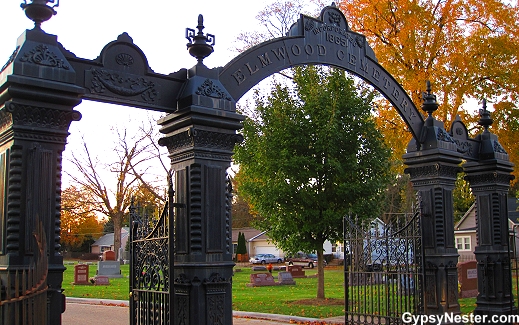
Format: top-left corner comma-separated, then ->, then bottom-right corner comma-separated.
458,260 -> 478,298
94,276 -> 110,285
74,264 -> 89,285
278,272 -> 296,285
287,265 -> 306,278
246,273 -> 277,287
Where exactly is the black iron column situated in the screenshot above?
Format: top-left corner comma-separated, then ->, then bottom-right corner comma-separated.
0,2 -> 83,324
464,100 -> 516,318
158,15 -> 243,325
403,82 -> 462,318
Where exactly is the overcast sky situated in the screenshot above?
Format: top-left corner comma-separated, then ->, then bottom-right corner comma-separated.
1,0 -> 280,188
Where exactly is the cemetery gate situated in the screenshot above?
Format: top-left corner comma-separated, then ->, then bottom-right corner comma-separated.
0,2 -> 516,325
129,199 -> 172,325
344,210 -> 424,325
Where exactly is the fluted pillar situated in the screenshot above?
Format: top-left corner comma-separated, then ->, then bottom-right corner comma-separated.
403,83 -> 462,318
464,101 -> 516,318
0,26 -> 83,324
158,63 -> 243,325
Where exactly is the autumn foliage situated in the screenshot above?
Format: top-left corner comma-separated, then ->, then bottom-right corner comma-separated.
339,0 -> 519,184
60,186 -> 104,252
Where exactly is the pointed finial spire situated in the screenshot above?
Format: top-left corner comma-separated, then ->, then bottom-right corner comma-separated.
422,80 -> 438,119
478,98 -> 493,131
185,14 -> 216,65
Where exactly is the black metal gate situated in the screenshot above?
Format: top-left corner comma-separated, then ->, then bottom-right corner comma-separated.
0,221 -> 48,325
129,200 -> 172,325
344,211 -> 424,324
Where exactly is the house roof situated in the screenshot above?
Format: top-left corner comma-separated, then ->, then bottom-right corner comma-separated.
232,227 -> 268,242
455,203 -> 476,231
91,227 -> 130,247
455,197 -> 519,231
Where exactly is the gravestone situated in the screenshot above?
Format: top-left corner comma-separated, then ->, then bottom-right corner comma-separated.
278,272 -> 296,285
102,250 -> 116,261
251,265 -> 267,271
73,264 -> 89,285
246,273 -> 277,287
97,261 -> 123,278
287,265 -> 306,278
94,276 -> 110,286
458,261 -> 478,298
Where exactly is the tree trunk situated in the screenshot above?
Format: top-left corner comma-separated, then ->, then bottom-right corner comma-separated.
316,247 -> 325,299
112,212 -> 123,260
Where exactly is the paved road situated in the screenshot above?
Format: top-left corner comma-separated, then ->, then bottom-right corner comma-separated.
62,298 -> 345,325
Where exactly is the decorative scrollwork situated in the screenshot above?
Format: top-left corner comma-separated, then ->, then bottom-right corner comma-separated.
196,79 -> 231,100
436,128 -> 455,143
90,69 -> 158,102
6,103 -> 81,130
493,141 -> 507,154
130,203 -> 170,292
304,19 -> 315,31
328,11 -> 342,25
19,44 -> 69,70
453,139 -> 473,156
115,53 -> 134,67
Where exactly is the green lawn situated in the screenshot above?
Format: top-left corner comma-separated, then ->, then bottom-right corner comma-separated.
63,262 -> 131,301
62,262 -> 482,319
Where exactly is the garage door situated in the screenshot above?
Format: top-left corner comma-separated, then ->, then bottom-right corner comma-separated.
254,246 -> 280,255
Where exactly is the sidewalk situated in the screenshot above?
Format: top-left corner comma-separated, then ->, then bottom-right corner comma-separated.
63,298 -> 345,325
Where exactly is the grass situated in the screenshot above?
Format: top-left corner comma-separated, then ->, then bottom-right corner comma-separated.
62,262 -> 131,301
62,261 -> 484,319
232,267 -> 345,318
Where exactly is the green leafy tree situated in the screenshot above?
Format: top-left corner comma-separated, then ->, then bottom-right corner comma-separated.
234,66 -> 392,299
231,176 -> 255,228
453,171 -> 475,223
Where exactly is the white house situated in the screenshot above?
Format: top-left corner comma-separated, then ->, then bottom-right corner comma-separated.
232,227 -> 333,258
454,197 -> 519,261
91,227 -> 130,254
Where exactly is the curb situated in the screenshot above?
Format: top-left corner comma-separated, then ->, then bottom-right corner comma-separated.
66,297 -> 129,307
65,298 -> 343,324
233,311 -> 319,323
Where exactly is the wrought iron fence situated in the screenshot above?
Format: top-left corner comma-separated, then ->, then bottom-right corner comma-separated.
130,201 -> 171,325
0,222 -> 48,325
344,212 -> 424,325
509,226 -> 519,312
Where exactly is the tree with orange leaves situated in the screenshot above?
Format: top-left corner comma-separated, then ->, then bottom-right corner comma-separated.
339,0 -> 519,187
60,185 -> 104,252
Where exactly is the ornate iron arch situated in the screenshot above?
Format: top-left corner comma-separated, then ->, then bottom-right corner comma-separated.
219,4 -> 424,141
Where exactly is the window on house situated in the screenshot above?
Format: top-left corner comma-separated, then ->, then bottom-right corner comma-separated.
456,236 -> 471,251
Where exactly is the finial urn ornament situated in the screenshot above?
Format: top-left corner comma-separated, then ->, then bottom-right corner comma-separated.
21,0 -> 59,29
186,14 -> 215,65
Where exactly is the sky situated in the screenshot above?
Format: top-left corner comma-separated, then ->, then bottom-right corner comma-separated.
0,0 -> 280,189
